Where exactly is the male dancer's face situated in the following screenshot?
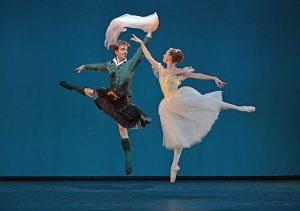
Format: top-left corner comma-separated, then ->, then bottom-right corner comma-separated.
115,44 -> 128,62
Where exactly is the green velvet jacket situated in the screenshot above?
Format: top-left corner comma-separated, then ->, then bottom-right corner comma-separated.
84,36 -> 151,96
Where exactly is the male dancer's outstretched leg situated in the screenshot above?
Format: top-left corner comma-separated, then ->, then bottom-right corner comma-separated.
59,81 -> 87,96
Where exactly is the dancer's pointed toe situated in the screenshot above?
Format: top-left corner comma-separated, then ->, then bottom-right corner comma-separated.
242,106 -> 256,112
125,161 -> 132,175
170,165 -> 180,183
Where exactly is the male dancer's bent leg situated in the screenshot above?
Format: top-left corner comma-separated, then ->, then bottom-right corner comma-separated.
118,124 -> 132,175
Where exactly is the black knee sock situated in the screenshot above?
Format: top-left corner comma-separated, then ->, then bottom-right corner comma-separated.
59,81 -> 85,95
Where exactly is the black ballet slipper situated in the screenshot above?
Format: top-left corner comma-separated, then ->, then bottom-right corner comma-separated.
59,81 -> 72,90
125,161 -> 132,175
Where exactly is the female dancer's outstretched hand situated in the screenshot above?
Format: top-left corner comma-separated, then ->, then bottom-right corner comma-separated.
130,34 -> 143,44
76,65 -> 85,74
214,77 -> 226,88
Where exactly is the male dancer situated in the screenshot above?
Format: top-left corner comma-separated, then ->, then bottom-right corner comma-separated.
60,31 -> 153,175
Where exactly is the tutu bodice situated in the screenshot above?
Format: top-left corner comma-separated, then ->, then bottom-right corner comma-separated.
159,74 -> 181,101
153,63 -> 193,101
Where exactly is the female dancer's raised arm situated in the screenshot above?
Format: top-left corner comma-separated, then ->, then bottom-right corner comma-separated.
131,34 -> 160,71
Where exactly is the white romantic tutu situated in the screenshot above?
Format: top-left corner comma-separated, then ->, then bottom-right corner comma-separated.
158,86 -> 222,149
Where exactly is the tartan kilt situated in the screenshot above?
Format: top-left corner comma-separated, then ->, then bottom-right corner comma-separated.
92,88 -> 151,129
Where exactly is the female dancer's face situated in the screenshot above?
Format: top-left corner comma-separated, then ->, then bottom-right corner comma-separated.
163,49 -> 171,63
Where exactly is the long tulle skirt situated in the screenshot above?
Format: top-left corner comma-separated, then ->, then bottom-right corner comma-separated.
158,86 -> 222,149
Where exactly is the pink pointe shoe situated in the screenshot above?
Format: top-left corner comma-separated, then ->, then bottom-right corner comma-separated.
170,165 -> 180,183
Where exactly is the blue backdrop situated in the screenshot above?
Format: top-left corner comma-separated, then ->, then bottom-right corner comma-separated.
0,0 -> 299,176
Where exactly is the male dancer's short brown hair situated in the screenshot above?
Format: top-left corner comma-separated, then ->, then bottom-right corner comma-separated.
112,40 -> 131,55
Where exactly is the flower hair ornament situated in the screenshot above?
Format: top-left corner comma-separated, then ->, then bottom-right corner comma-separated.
171,48 -> 182,53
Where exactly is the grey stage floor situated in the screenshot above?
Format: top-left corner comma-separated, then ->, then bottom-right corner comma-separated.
0,179 -> 300,210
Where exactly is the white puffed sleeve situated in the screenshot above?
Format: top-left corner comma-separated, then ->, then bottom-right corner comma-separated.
175,66 -> 195,81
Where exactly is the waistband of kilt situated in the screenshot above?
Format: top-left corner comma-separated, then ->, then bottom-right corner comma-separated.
93,88 -> 131,100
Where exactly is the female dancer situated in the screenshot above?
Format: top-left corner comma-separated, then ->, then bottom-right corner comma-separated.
131,34 -> 255,182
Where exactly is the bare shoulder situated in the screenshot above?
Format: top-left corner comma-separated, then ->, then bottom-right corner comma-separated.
153,62 -> 165,71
